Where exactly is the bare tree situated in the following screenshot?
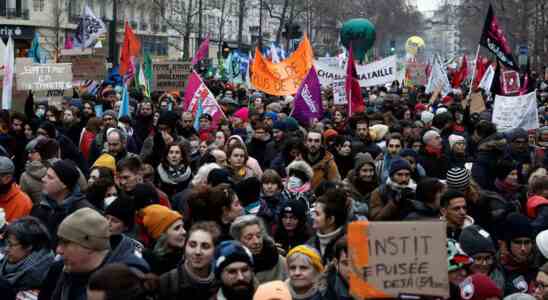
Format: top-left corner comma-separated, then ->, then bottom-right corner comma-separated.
43,0 -> 66,62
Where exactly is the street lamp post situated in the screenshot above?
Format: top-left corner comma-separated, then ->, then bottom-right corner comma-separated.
109,0 -> 118,64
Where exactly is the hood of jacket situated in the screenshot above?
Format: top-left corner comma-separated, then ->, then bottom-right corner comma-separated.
286,160 -> 314,181
106,234 -> 150,273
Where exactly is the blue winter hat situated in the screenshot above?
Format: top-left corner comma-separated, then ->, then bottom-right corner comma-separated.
264,112 -> 278,122
399,148 -> 418,159
389,158 -> 412,177
214,241 -> 254,278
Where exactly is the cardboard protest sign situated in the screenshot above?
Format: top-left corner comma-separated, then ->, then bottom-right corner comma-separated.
348,221 -> 449,299
59,48 -> 106,81
16,61 -> 72,91
492,90 -> 538,132
315,55 -> 397,88
469,92 -> 486,113
152,61 -> 192,91
251,35 -> 313,96
332,80 -> 347,105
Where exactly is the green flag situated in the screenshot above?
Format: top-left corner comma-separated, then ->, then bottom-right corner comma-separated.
144,52 -> 153,95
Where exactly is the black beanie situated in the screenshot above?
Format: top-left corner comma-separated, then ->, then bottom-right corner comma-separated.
51,159 -> 79,190
132,183 -> 159,211
280,200 -> 307,222
235,177 -> 261,207
157,111 -> 178,129
105,197 -> 135,230
459,225 -> 496,256
207,168 -> 234,187
504,213 -> 533,242
495,160 -> 516,180
34,138 -> 60,160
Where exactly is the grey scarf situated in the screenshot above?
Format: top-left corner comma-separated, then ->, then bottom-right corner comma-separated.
0,248 -> 54,290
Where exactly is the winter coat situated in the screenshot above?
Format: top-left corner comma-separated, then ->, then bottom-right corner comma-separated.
404,200 -> 440,220
158,261 -> 219,300
143,249 -> 183,275
0,183 -> 32,222
304,149 -> 341,189
20,159 -> 88,205
0,248 -> 54,300
247,137 -> 270,169
308,227 -> 346,265
322,265 -> 353,300
418,148 -> 449,179
30,186 -> 94,247
369,178 -> 417,221
471,135 -> 507,190
253,238 -> 288,283
38,234 -> 149,300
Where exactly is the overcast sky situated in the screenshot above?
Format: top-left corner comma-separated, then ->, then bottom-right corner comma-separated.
416,0 -> 439,12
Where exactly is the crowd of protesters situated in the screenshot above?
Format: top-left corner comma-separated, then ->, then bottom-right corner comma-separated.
1,77 -> 548,300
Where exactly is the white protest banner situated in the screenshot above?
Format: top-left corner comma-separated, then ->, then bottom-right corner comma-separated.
425,55 -> 451,96
16,62 -> 72,91
348,221 -> 449,299
332,80 -> 347,105
315,55 -> 397,88
492,90 -> 538,132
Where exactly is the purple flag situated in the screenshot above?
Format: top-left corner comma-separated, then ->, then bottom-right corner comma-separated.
291,66 -> 323,126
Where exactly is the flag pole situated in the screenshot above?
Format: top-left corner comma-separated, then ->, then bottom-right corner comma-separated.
468,45 -> 481,96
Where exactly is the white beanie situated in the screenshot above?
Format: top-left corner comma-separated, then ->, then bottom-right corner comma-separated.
421,111 -> 434,124
422,130 -> 440,144
536,230 -> 548,259
448,134 -> 465,150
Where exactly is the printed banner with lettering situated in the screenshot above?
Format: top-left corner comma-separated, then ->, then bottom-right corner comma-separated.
492,90 -> 538,132
152,61 -> 192,91
314,55 -> 397,88
348,221 -> 449,299
250,35 -> 313,96
16,62 -> 72,91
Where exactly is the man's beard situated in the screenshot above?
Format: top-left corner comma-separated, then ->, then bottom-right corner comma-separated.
221,280 -> 254,300
0,181 -> 12,194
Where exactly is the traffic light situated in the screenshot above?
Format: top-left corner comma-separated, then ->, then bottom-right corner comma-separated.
390,40 -> 396,54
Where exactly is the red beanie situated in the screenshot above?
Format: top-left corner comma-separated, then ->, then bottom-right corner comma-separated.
460,274 -> 502,300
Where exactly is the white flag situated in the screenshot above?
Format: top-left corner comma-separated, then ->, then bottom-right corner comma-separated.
478,65 -> 495,92
426,55 -> 451,96
2,37 -> 13,110
76,5 -> 107,48
270,43 -> 280,63
492,91 -> 538,132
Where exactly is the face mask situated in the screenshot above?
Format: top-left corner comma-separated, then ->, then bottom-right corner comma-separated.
287,176 -> 303,190
36,109 -> 45,118
104,196 -> 117,208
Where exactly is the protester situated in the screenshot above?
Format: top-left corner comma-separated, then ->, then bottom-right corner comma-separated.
212,240 -> 257,300
285,245 -> 325,300
230,215 -> 287,283
0,157 -> 32,222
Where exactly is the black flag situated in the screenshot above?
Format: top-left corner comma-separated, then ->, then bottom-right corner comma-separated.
480,5 -> 518,70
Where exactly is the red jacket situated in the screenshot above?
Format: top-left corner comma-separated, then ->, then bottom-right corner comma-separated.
527,195 -> 548,218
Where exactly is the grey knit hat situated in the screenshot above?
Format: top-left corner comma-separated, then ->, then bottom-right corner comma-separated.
57,207 -> 110,250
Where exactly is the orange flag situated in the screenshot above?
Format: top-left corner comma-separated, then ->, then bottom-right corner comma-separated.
251,34 -> 313,96
119,21 -> 141,76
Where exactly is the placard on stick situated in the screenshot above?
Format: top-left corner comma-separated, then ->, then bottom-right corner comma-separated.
152,61 -> 192,91
16,62 -> 72,91
59,49 -> 106,81
348,221 -> 449,299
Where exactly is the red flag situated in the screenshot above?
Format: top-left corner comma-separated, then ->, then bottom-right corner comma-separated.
479,5 -> 518,70
345,47 -> 364,115
451,55 -> 468,88
119,22 -> 141,76
473,56 -> 489,89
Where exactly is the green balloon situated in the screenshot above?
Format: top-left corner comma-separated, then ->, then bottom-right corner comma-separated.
340,19 -> 376,61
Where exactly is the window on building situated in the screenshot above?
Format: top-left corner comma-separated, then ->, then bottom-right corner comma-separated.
33,0 -> 44,12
